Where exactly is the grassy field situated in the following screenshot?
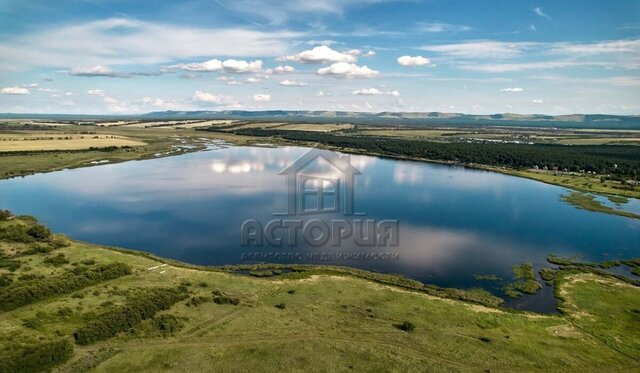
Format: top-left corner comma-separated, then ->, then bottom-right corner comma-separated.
555,137 -> 640,145
276,123 -> 354,132
0,215 -> 639,372
0,124 -> 262,179
497,168 -> 640,199
359,129 -> 464,138
0,133 -> 146,152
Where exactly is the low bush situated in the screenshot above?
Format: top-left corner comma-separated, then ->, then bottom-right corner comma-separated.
213,295 -> 240,305
0,339 -> 73,373
0,223 -> 51,243
0,274 -> 12,287
0,258 -> 20,272
0,263 -> 132,311
43,253 -> 69,267
394,321 -> 415,332
186,296 -> 211,307
57,307 -> 74,317
152,314 -> 184,335
0,210 -> 12,221
73,287 -> 187,345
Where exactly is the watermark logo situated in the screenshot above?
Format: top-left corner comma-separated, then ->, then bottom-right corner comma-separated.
240,148 -> 399,252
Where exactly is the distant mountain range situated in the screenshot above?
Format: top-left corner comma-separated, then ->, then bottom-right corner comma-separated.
2,110 -> 640,129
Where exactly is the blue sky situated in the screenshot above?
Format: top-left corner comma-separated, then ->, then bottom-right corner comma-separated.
0,0 -> 639,115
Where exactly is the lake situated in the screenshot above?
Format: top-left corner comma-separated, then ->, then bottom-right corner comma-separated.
1,145 -> 638,312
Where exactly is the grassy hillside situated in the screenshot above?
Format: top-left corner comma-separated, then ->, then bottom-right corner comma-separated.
0,214 -> 639,372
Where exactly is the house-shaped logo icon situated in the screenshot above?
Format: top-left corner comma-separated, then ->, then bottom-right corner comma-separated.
277,148 -> 361,216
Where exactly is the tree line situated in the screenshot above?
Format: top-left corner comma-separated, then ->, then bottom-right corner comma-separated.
229,128 -> 640,178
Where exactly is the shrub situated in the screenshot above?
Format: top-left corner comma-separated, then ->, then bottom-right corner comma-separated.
394,321 -> 415,332
57,307 -> 74,317
0,339 -> 73,373
213,295 -> 240,306
73,287 -> 187,345
275,303 -> 286,310
0,263 -> 132,311
51,236 -> 70,249
43,253 -> 69,267
17,273 -> 42,281
0,223 -> 51,243
186,296 -> 211,307
0,210 -> 12,221
26,224 -> 51,241
23,243 -> 56,255
0,274 -> 12,287
152,314 -> 184,335
0,259 -> 20,272
23,317 -> 44,329
0,225 -> 33,243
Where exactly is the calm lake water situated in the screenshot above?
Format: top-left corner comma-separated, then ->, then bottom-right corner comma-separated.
1,145 -> 639,312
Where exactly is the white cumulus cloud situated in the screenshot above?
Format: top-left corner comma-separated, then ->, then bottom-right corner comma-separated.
500,87 -> 524,92
279,79 -> 308,87
267,65 -> 295,74
222,59 -> 263,73
70,65 -> 122,77
317,62 -> 379,78
142,97 -> 181,109
192,91 -> 235,105
352,88 -> 399,96
252,94 -> 271,102
397,55 -> 430,66
87,89 -> 104,96
280,46 -> 357,64
1,86 -> 29,95
171,59 -> 262,74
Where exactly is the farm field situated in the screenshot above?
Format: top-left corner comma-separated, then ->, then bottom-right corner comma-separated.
0,133 -> 146,152
0,123 -> 262,179
358,129 -> 464,138
276,123 -> 354,132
